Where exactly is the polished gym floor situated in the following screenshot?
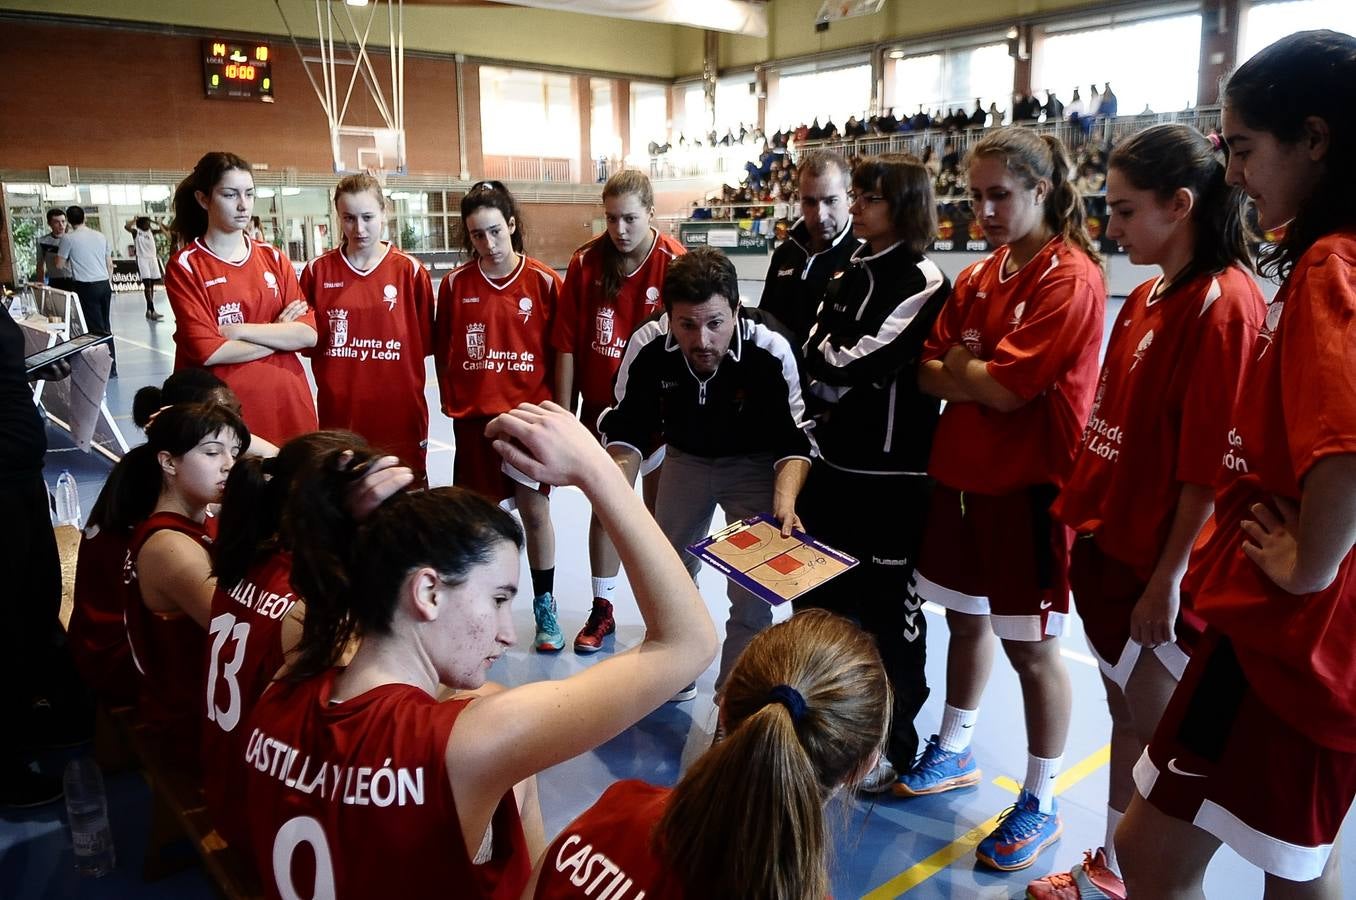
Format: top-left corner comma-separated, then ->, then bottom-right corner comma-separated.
2,283 -> 1342,899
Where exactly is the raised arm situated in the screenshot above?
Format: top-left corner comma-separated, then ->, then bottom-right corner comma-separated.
448,402 -> 717,850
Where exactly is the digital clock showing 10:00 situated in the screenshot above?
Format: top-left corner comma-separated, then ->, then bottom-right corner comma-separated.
203,39 -> 274,102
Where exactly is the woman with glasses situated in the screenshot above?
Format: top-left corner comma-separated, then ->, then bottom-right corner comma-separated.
797,153 -> 951,794
434,181 -> 564,652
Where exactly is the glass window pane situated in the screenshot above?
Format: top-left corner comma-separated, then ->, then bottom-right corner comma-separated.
769,64 -> 871,132
1036,14 -> 1201,116
480,66 -> 579,159
590,78 -> 621,159
1242,0 -> 1356,61
630,82 -> 669,158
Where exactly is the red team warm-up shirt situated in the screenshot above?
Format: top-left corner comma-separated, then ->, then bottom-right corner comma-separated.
550,230 -> 684,407
124,512 -> 217,762
244,671 -> 530,899
68,523 -> 137,707
1184,234 -> 1356,752
302,245 -> 435,472
1054,268 -> 1265,581
533,780 -> 684,900
923,237 -> 1106,494
203,550 -> 297,854
165,238 -> 319,445
435,255 -> 561,418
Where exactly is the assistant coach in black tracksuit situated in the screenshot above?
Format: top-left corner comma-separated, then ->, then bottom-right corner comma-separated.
796,154 -> 951,792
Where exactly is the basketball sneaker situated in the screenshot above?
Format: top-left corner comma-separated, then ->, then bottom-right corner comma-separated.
669,682 -> 697,702
857,758 -> 899,794
573,598 -> 615,653
1025,847 -> 1126,899
893,734 -> 982,797
976,791 -> 1063,871
532,592 -> 564,652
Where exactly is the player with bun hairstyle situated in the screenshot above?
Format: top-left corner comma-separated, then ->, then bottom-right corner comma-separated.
110,402 -> 249,762
69,370 -> 268,710
241,402 -> 716,899
302,173 -> 436,480
910,127 -> 1106,872
1116,30 -> 1356,897
435,180 -> 563,651
551,170 -> 685,654
1027,123 -> 1265,899
165,151 -> 318,445
526,609 -> 889,900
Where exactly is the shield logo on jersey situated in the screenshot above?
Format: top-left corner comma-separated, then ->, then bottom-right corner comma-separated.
644,286 -> 661,310
1130,329 -> 1154,371
216,302 -> 245,327
328,309 -> 349,349
1091,369 -> 1108,416
466,322 -> 487,360
596,307 -> 616,346
961,327 -> 983,356
383,284 -> 398,311
519,297 -> 533,323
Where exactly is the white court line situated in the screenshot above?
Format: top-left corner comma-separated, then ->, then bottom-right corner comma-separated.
114,333 -> 175,358
922,600 -> 1097,667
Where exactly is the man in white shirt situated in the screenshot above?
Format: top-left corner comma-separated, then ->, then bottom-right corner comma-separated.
56,206 -> 117,376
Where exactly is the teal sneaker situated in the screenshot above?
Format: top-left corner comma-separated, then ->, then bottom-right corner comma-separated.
976,790 -> 1063,871
893,734 -> 982,797
533,592 -> 564,652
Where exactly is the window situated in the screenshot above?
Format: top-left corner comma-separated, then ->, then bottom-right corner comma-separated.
479,66 -> 579,159
767,63 -> 871,132
590,78 -> 622,160
888,44 -> 1013,119
1035,13 -> 1201,115
1241,0 -> 1356,62
630,82 -> 669,157
713,75 -> 758,137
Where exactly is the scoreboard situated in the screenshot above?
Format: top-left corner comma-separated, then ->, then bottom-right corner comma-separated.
204,40 -> 274,102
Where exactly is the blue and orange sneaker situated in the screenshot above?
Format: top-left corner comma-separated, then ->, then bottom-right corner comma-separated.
533,592 -> 564,652
893,735 -> 982,797
977,791 -> 1063,871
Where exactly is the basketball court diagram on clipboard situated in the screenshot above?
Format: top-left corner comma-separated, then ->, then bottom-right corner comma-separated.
689,513 -> 858,605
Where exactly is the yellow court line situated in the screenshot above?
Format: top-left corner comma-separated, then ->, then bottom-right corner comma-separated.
862,743 -> 1111,899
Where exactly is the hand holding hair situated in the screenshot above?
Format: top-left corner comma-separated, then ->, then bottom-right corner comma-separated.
486,401 -> 613,489
339,452 -> 415,519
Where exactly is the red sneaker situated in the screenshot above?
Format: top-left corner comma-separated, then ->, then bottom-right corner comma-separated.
573,598 -> 615,653
1025,847 -> 1126,900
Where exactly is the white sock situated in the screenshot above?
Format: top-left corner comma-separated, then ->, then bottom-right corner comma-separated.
937,704 -> 979,752
1103,805 -> 1124,875
1024,753 -> 1062,813
591,576 -> 617,602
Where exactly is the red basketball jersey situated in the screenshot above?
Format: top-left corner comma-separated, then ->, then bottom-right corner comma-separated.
533,780 -> 684,900
68,522 -> 137,707
1054,267 -> 1265,580
1185,234 -> 1356,751
924,237 -> 1106,493
434,255 -> 560,418
245,670 -> 530,899
165,238 -> 319,444
203,550 -> 297,852
550,230 -> 684,406
302,245 -> 435,473
124,511 -> 215,762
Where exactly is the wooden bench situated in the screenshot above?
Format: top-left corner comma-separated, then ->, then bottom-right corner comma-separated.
107,706 -> 262,900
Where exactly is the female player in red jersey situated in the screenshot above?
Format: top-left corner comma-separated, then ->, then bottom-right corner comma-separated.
1026,124 -> 1265,899
165,152 -> 318,446
908,127 -> 1106,871
302,174 -> 435,480
242,402 -> 716,900
526,609 -> 888,900
109,402 -> 249,763
1117,31 -> 1356,898
435,181 -> 562,651
70,369 -> 256,710
203,430 -> 412,855
551,170 -> 685,654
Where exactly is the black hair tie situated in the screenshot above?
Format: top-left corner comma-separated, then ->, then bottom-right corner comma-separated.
767,684 -> 807,724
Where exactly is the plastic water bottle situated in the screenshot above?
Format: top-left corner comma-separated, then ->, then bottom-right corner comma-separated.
64,757 -> 115,877
54,470 -> 81,527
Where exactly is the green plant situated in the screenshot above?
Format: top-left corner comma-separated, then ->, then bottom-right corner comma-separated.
10,216 -> 39,284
